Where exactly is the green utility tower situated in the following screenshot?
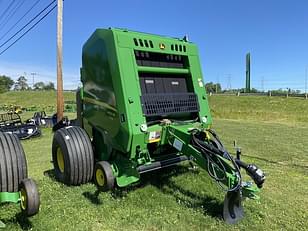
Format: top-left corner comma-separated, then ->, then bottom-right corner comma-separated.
246,53 -> 251,92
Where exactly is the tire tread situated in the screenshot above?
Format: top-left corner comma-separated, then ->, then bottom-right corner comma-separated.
52,126 -> 94,185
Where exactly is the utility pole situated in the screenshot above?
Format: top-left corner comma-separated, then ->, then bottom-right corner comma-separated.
246,53 -> 251,93
57,0 -> 64,122
31,72 -> 36,88
227,74 -> 232,90
305,67 -> 307,99
216,74 -> 220,93
261,76 -> 264,92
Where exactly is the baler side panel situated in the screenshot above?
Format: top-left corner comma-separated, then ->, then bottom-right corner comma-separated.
188,54 -> 212,125
81,30 -> 130,153
116,45 -> 147,157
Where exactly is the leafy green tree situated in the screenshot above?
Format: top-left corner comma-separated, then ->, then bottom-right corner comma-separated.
205,82 -> 221,93
250,88 -> 259,93
43,82 -> 55,90
0,75 -> 14,93
14,76 -> 29,91
33,82 -> 45,90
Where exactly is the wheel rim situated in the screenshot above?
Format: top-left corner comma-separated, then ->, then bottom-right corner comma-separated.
57,147 -> 65,173
20,188 -> 27,210
96,168 -> 105,186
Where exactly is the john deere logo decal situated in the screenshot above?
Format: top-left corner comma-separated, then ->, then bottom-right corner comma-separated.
159,43 -> 166,50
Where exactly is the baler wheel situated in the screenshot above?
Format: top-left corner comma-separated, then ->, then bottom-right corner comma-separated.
20,178 -> 40,217
52,126 -> 94,185
0,132 -> 27,192
94,161 -> 115,192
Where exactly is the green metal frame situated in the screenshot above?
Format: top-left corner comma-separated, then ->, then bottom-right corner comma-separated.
0,192 -> 20,203
163,124 -> 260,198
0,192 -> 21,228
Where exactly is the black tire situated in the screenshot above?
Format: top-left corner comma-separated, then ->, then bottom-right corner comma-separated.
0,132 -> 27,192
20,178 -> 40,217
94,161 -> 115,192
52,126 -> 94,185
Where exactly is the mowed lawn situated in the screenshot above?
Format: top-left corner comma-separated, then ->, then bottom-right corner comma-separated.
0,92 -> 307,231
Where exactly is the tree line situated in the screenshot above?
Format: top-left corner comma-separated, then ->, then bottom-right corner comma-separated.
1,75 -> 302,95
204,82 -> 302,94
205,81 -> 260,93
0,75 -> 55,93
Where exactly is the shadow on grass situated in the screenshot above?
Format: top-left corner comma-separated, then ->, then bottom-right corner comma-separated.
43,169 -> 57,181
44,165 -> 223,219
2,212 -> 32,230
109,165 -> 195,198
159,180 -> 223,218
82,190 -> 103,205
15,213 -> 32,230
111,165 -> 223,219
44,169 -> 104,205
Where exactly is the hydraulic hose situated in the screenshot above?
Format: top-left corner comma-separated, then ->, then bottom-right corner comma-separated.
191,129 -> 242,192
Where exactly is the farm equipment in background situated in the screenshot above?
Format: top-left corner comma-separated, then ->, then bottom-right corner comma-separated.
51,28 -> 265,224
9,105 -> 23,114
0,132 -> 40,228
0,112 -> 21,126
0,105 -> 24,114
27,111 -> 57,128
0,112 -> 41,140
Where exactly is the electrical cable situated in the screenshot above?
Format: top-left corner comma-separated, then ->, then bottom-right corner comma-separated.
0,0 -> 25,31
0,0 -> 56,49
0,2 -> 57,56
0,0 -> 16,23
0,0 -> 41,42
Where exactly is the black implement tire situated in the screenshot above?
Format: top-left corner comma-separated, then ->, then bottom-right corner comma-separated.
20,178 -> 40,217
52,126 -> 94,185
94,161 -> 115,192
0,132 -> 27,192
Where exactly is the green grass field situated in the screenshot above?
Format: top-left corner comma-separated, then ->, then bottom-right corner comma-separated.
0,92 -> 307,231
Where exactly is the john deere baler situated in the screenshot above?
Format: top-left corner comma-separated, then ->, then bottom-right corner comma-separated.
52,28 -> 265,224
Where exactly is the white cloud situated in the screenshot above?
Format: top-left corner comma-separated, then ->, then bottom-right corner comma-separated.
0,60 -> 80,89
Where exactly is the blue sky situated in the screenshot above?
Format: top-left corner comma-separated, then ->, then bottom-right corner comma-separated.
0,0 -> 307,91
